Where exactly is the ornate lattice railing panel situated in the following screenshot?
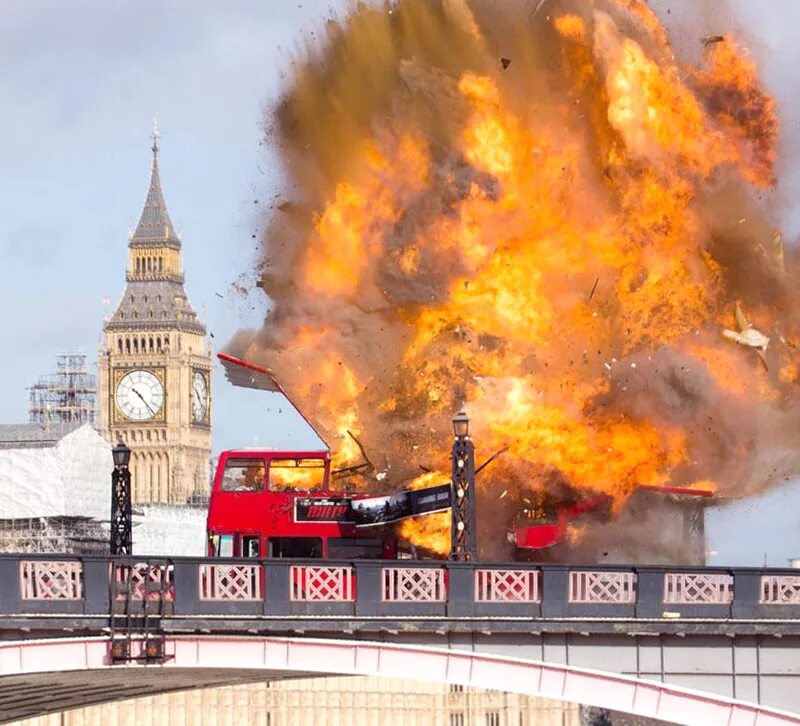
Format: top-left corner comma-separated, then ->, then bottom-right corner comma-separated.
20,561 -> 83,600
114,562 -> 174,602
663,573 -> 733,604
760,575 -> 800,604
290,566 -> 354,602
382,567 -> 446,602
569,571 -> 636,604
475,569 -> 540,603
199,564 -> 262,601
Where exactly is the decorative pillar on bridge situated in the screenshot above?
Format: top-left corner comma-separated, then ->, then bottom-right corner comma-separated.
450,410 -> 477,561
110,441 -> 133,555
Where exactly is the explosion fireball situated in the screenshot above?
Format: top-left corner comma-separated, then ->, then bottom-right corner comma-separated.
232,0 -> 800,558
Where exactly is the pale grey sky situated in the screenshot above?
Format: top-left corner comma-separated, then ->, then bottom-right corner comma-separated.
1,0 -> 798,564
0,0 -> 346,451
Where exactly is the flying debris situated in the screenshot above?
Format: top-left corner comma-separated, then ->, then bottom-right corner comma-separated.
701,35 -> 725,47
500,57 -> 511,70
530,0 -> 548,17
722,303 -> 770,368
770,231 -> 786,276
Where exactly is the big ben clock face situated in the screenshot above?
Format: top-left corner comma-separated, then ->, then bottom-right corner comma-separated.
191,371 -> 209,423
116,370 -> 164,421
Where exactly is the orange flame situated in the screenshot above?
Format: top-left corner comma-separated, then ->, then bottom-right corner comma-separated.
249,0 -> 796,556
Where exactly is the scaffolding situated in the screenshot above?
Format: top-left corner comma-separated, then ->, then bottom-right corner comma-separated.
0,516 -> 107,555
28,353 -> 97,427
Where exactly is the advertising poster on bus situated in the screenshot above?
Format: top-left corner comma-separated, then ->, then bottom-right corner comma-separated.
351,483 -> 451,527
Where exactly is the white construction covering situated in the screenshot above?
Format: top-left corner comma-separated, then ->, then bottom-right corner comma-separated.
0,424 -> 111,520
0,424 -> 208,556
133,505 -> 206,557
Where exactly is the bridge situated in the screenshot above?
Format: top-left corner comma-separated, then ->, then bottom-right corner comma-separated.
2,555 -> 800,725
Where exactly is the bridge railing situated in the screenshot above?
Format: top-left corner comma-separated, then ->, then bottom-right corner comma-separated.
2,555 -> 800,622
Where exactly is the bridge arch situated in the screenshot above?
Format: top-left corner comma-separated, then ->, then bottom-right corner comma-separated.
0,636 -> 797,726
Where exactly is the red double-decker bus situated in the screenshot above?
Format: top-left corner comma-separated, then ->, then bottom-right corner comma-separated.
206,447 -> 398,560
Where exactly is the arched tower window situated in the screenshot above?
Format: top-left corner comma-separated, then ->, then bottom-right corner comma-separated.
117,338 -> 123,354
149,336 -> 154,352
125,338 -> 131,355
133,338 -> 139,354
156,336 -> 162,352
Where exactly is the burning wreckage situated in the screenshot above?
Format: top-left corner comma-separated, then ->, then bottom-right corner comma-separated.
226,0 -> 800,563
209,353 -> 712,563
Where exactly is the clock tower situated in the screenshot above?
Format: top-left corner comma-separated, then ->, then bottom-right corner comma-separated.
98,126 -> 212,504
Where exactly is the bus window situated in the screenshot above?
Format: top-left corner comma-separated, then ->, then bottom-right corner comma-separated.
268,537 -> 323,558
242,535 -> 261,558
327,537 -> 383,560
218,534 -> 234,557
221,458 -> 266,492
268,458 -> 325,492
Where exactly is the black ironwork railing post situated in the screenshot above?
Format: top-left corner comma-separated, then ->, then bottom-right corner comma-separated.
110,442 -> 133,556
450,412 -> 477,561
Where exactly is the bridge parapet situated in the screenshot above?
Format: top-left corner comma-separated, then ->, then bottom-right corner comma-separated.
4,555 -> 800,633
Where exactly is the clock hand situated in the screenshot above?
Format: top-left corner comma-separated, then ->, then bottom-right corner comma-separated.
132,387 -> 156,415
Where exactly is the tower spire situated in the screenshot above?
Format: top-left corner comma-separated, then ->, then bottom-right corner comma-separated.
132,120 -> 179,244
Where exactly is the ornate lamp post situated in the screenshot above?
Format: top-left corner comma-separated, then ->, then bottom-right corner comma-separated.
110,440 -> 132,555
450,411 -> 477,561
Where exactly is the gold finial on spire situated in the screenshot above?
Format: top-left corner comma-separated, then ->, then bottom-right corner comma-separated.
151,118 -> 160,155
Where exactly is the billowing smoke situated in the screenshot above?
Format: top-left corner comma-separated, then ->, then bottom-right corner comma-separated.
231,0 -> 800,557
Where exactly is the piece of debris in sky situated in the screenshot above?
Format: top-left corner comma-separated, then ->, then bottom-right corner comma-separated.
500,57 -> 511,70
770,231 -> 786,276
702,34 -> 725,47
531,0 -> 548,17
722,303 -> 770,368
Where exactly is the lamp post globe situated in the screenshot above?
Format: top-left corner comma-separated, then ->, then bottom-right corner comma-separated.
112,440 -> 131,469
452,410 -> 470,438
